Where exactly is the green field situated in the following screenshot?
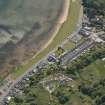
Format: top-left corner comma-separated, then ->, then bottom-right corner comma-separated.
79,59 -> 105,84
11,0 -> 81,79
29,87 -> 50,105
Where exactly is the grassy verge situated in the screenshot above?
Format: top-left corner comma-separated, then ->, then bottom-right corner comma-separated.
11,0 -> 81,79
63,41 -> 75,51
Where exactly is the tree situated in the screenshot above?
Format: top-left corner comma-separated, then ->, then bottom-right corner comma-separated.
14,97 -> 23,103
83,0 -> 105,10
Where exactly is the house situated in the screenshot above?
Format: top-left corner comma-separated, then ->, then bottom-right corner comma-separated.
47,55 -> 56,62
83,26 -> 92,31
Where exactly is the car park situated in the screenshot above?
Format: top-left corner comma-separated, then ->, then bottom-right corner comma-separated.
83,26 -> 92,31
47,55 -> 57,62
79,29 -> 91,37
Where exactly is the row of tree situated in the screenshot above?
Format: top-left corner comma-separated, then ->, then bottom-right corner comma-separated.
83,0 -> 105,10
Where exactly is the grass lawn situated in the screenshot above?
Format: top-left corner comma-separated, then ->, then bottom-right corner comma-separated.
11,0 -> 81,79
31,87 -> 50,105
76,37 -> 86,45
79,59 -> 105,84
63,41 -> 75,51
55,49 -> 63,57
54,48 -> 65,57
68,91 -> 93,105
69,93 -> 83,105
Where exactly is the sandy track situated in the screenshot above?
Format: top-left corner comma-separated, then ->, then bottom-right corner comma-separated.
58,0 -> 70,23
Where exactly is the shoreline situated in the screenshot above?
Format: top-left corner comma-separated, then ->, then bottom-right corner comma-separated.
26,0 -> 70,63
11,0 -> 81,79
0,0 -> 70,78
